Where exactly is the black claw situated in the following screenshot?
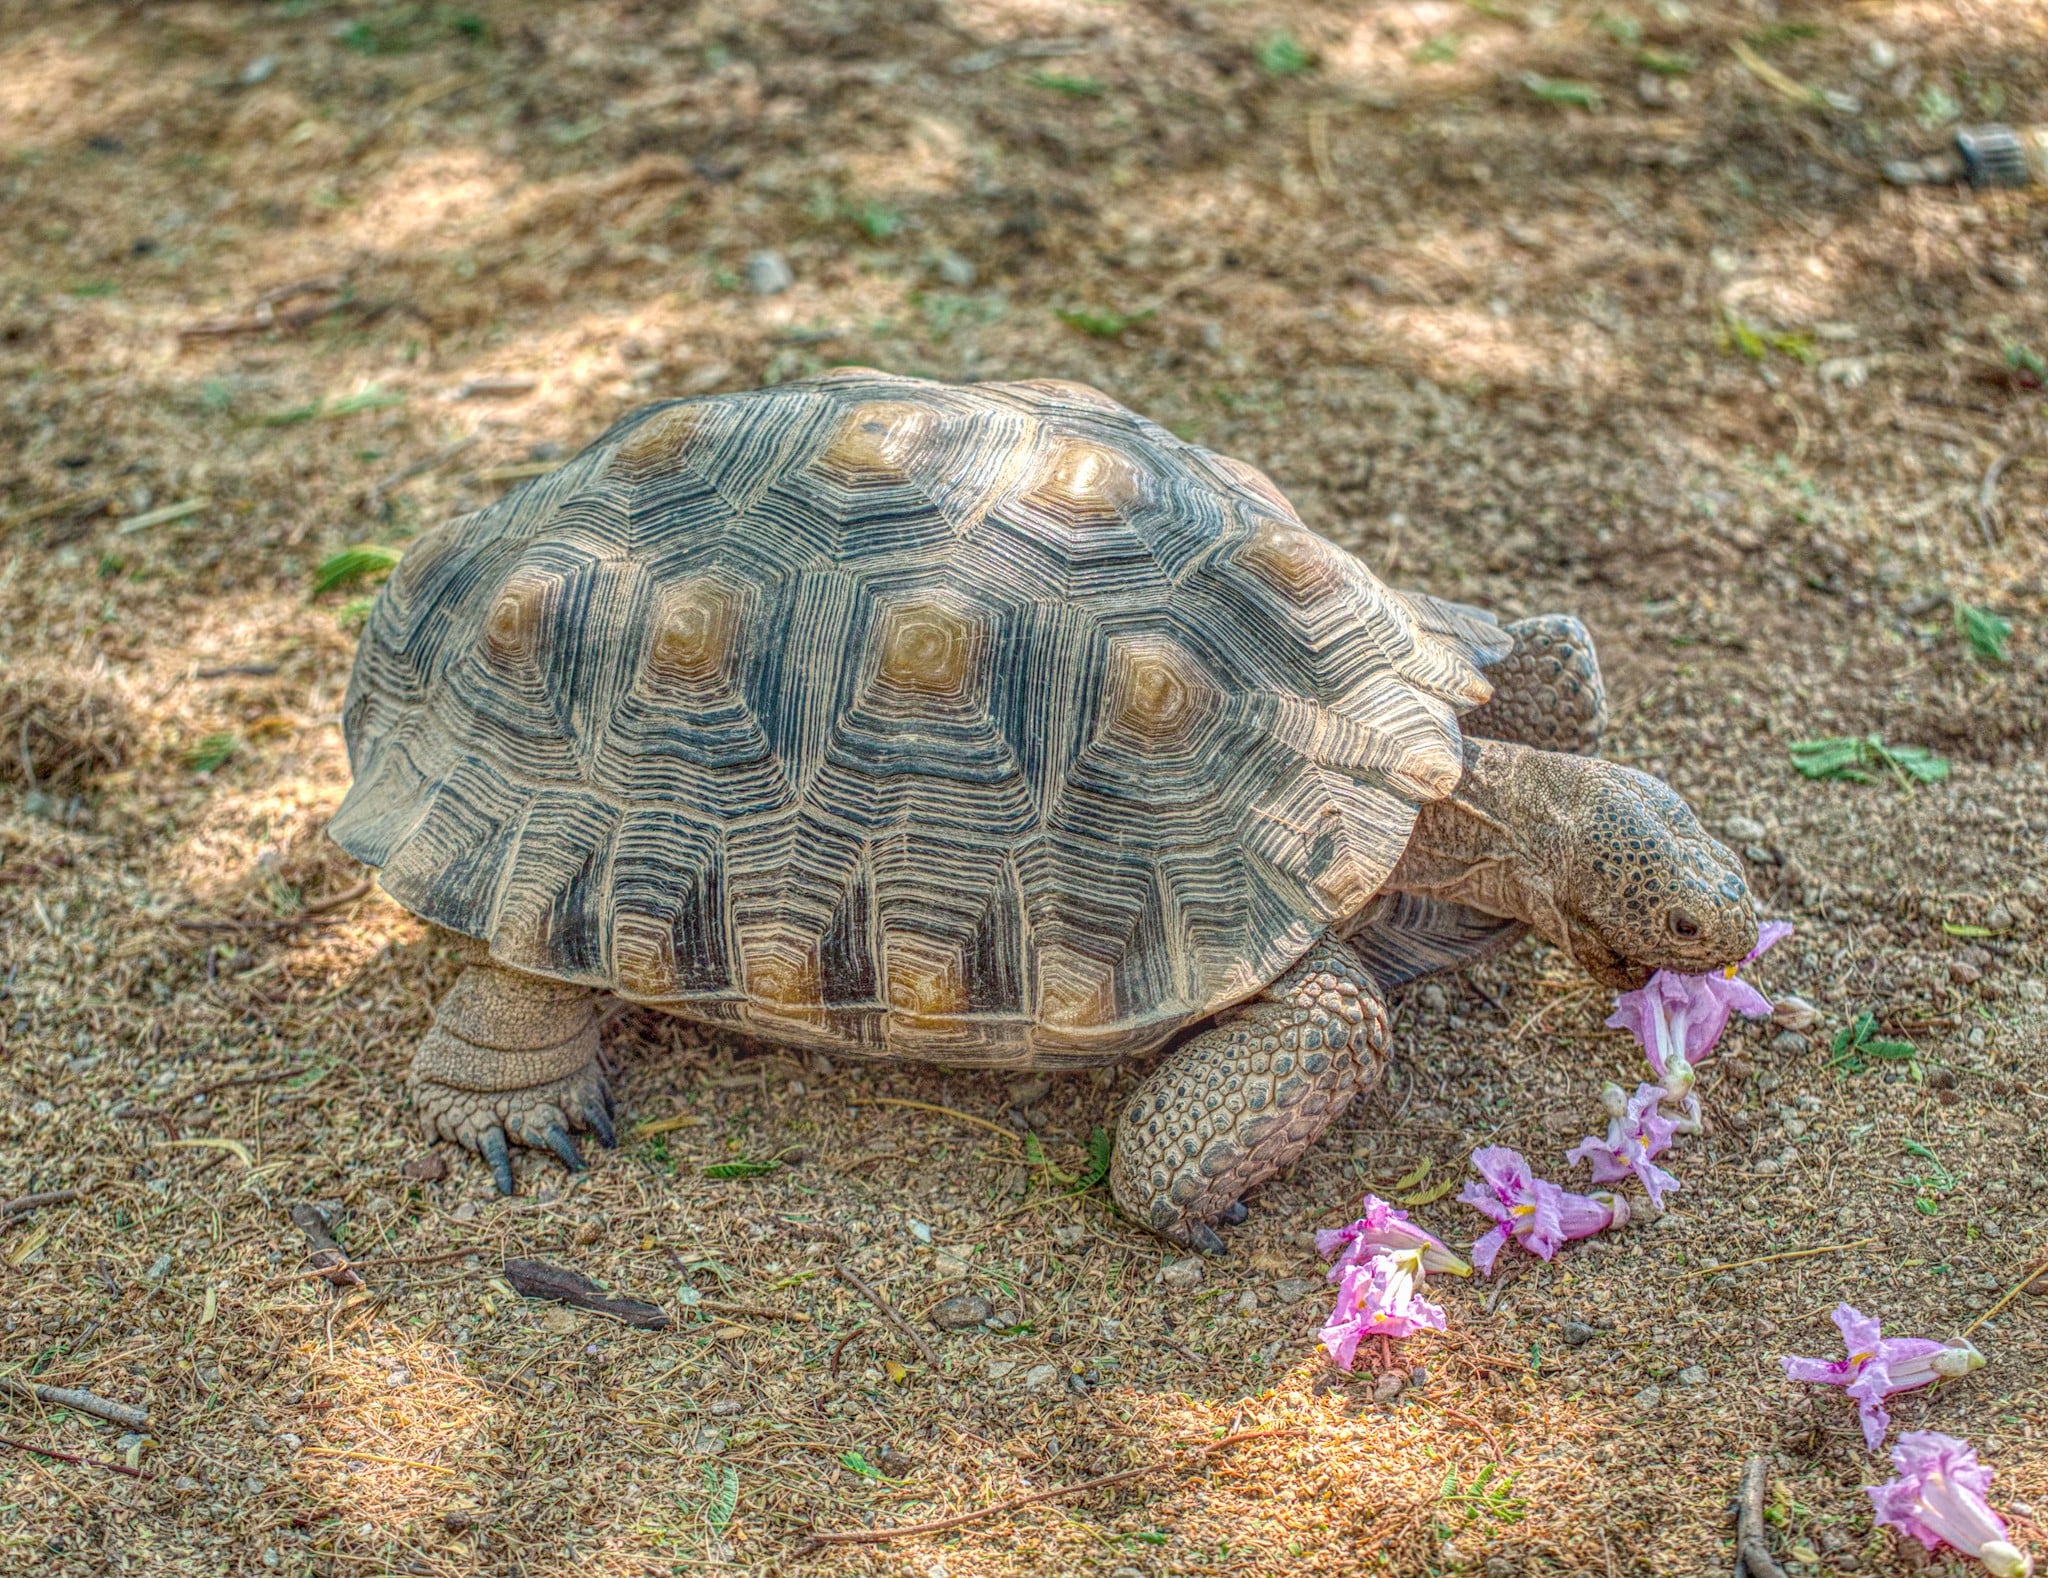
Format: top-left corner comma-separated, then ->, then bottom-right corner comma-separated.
1189,1222 -> 1227,1256
587,1103 -> 617,1150
1218,1200 -> 1250,1226
543,1123 -> 585,1173
480,1127 -> 515,1196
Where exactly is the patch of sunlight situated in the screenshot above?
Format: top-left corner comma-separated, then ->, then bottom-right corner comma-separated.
1353,302 -> 1621,396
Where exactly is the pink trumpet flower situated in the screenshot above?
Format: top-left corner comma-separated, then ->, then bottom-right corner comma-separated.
1458,1146 -> 1628,1276
1868,1432 -> 2034,1577
1317,1195 -> 1472,1279
1567,1083 -> 1682,1209
1607,922 -> 1791,1106
1780,1304 -> 1986,1451
1319,1249 -> 1446,1369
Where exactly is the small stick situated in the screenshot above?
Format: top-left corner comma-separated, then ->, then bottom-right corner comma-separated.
812,1427 -> 1286,1545
290,1203 -> 365,1290
834,1265 -> 942,1372
845,1097 -> 1025,1148
829,1324 -> 870,1378
370,434 -> 478,503
0,1190 -> 83,1223
0,1432 -> 150,1480
172,878 -> 375,935
1433,1405 -> 1505,1465
1678,1239 -> 1876,1280
1975,452 -> 2014,548
694,1298 -> 810,1324
0,493 -> 109,534
1,1377 -> 148,1431
1958,1254 -> 2048,1340
1733,1455 -> 1789,1578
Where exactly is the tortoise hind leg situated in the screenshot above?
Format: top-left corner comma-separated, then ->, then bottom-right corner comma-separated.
1110,940 -> 1390,1251
411,948 -> 616,1195
1461,613 -> 1607,756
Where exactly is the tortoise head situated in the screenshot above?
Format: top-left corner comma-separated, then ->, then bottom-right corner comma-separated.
1551,758 -> 1758,990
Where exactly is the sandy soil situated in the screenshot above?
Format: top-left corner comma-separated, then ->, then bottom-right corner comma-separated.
0,2 -> 2043,1575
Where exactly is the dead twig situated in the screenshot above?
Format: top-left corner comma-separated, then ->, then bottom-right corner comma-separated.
0,493 -> 110,535
1975,451 -> 2018,548
1733,1455 -> 1789,1578
1677,1239 -> 1875,1281
504,1258 -> 670,1330
0,1432 -> 150,1481
0,1189 -> 84,1223
290,1203 -> 365,1291
1958,1254 -> 2048,1340
811,1427 -> 1287,1545
693,1298 -> 811,1324
834,1264 -> 942,1372
370,433 -> 478,505
171,878 -> 374,935
1,1377 -> 148,1431
829,1324 -> 870,1378
1433,1404 -> 1505,1465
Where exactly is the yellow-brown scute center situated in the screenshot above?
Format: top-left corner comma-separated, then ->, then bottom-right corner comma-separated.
1240,517 -> 1341,602
1125,655 -> 1190,729
819,400 -> 936,475
483,574 -> 549,662
649,578 -> 738,683
876,599 -> 975,694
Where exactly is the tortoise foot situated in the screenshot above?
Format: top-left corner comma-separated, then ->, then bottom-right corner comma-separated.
1110,940 -> 1389,1249
408,958 -> 613,1195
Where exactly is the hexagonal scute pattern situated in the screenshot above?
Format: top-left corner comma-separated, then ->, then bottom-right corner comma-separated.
331,373 -> 1509,1067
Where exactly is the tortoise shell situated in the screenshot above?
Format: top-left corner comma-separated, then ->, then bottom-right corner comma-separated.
330,373 -> 1503,1067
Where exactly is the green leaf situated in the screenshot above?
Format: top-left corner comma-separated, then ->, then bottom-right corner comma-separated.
703,1156 -> 782,1180
258,387 -> 406,426
313,544 -> 404,595
1942,922 -> 1994,938
1912,1197 -> 1941,1217
1069,1126 -> 1114,1195
838,1450 -> 902,1482
1789,737 -> 1867,780
1024,1133 -> 1076,1186
1953,601 -> 2013,663
1398,1177 -> 1459,1206
2006,343 -> 2048,379
1637,47 -> 1697,76
184,732 -> 239,774
1254,33 -> 1312,77
1025,70 -> 1105,97
700,1462 -> 738,1529
1054,304 -> 1155,339
1790,735 -> 1946,791
1520,74 -> 1603,110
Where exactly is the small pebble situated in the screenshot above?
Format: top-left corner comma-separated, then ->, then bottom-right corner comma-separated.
1562,1320 -> 1597,1346
933,248 -> 977,287
1274,1278 -> 1321,1306
1417,983 -> 1448,1013
1632,1385 -> 1663,1410
746,249 -> 794,295
984,1308 -> 1021,1329
985,1359 -> 1018,1379
401,1152 -> 449,1182
1158,1257 -> 1203,1290
1235,1289 -> 1258,1317
1051,1223 -> 1085,1250
929,1295 -> 993,1331
1023,1363 -> 1059,1390
1771,1031 -> 1809,1056
1985,902 -> 2014,932
1675,1365 -> 1709,1386
1723,814 -> 1767,843
1373,1370 -> 1405,1403
239,55 -> 278,86
1408,1365 -> 1429,1387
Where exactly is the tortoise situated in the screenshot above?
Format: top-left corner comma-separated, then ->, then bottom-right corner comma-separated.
330,372 -> 1758,1249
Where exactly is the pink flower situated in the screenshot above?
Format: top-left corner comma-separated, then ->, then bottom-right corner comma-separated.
1780,1304 -> 1986,1451
1567,1083 -> 1681,1209
1608,923 -> 1790,1100
1868,1432 -> 2034,1577
1458,1146 -> 1629,1275
1317,1194 -> 1472,1279
1319,1249 -> 1446,1369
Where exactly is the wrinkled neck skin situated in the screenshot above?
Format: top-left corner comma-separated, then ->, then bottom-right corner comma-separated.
1386,738 -> 1587,962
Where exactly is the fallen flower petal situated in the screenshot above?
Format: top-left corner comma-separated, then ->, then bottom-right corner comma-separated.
1459,1147 -> 1626,1274
1780,1304 -> 1986,1451
1868,1431 -> 2034,1577
1567,1083 -> 1682,1209
1317,1194 -> 1472,1279
1319,1249 -> 1446,1368
1607,923 -> 1790,1089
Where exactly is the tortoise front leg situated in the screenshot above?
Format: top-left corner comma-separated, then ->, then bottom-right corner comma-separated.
1110,939 -> 1389,1251
410,948 -> 616,1195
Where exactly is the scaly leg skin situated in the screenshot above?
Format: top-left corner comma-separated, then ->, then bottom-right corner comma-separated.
1110,939 -> 1390,1252
410,954 -> 616,1195
1461,613 -> 1607,756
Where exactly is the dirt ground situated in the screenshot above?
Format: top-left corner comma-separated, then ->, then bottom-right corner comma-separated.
1,2 -> 2044,1574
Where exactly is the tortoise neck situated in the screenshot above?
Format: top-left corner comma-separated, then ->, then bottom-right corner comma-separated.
1384,737 -> 1575,939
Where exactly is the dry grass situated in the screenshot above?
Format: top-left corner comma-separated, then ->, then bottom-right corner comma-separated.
1,2 -> 2044,1575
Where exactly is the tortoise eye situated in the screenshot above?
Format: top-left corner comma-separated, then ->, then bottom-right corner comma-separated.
1668,909 -> 1701,940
